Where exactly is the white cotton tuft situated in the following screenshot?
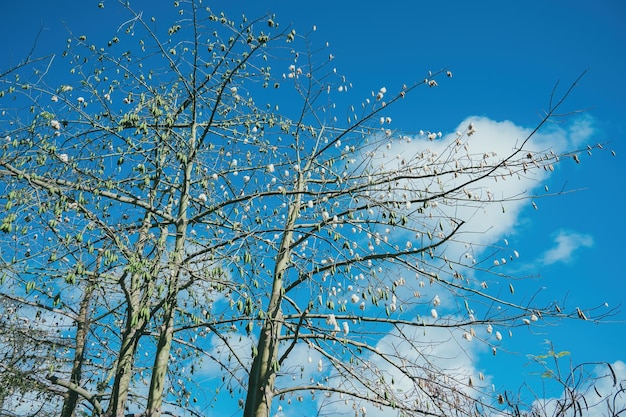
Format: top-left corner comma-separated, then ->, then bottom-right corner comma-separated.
467,122 -> 476,136
432,295 -> 441,307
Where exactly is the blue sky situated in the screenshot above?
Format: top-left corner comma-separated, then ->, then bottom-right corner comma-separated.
2,0 -> 625,414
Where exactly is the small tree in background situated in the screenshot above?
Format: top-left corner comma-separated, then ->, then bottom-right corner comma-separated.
507,346 -> 625,417
0,2 -> 617,417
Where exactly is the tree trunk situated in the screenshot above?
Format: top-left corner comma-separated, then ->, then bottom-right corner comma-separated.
145,299 -> 176,417
244,172 -> 303,417
243,313 -> 283,417
145,119 -> 195,416
145,219 -> 186,416
106,327 -> 141,417
60,275 -> 96,417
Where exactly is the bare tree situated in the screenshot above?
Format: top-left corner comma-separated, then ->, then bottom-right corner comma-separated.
0,2 -> 614,417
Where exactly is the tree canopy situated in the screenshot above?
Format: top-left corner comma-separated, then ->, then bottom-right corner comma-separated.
0,2 -> 621,417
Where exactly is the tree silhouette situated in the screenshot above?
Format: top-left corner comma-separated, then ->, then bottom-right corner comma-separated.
0,2 -> 615,417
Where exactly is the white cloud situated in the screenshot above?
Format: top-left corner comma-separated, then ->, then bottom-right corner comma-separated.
589,360 -> 626,416
357,115 -> 594,273
364,116 -> 594,254
279,342 -> 325,384
419,115 -> 583,249
196,331 -> 256,381
540,230 -> 594,265
313,319 -> 493,417
567,115 -> 596,148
